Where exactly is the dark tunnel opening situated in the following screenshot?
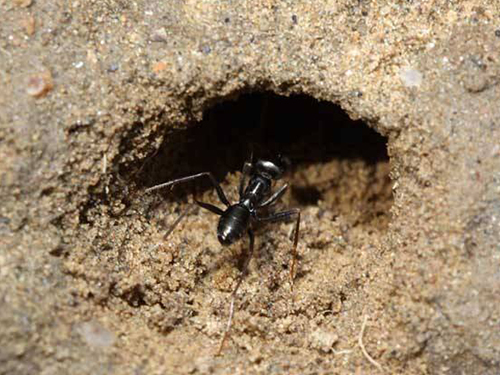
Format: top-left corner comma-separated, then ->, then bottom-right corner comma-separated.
138,92 -> 392,229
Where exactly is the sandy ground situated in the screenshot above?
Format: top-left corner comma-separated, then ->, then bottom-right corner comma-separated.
1,1 -> 500,374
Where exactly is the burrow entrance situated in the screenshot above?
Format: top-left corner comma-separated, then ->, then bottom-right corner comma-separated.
66,91 -> 394,343
137,93 -> 392,230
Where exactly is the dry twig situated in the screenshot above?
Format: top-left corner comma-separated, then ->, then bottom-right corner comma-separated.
358,315 -> 383,372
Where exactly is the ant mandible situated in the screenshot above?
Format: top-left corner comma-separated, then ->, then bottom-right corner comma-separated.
145,154 -> 301,355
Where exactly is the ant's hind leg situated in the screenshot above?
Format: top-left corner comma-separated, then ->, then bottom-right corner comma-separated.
145,172 -> 231,207
162,205 -> 194,240
256,209 -> 301,289
194,199 -> 224,216
217,228 -> 255,355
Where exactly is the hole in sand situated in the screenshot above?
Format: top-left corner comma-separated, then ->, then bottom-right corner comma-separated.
138,92 -> 392,230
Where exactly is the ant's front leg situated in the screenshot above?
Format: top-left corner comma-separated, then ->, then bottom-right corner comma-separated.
238,162 -> 253,199
238,148 -> 254,198
257,183 -> 288,209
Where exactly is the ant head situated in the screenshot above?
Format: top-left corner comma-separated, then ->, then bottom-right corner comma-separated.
254,155 -> 290,180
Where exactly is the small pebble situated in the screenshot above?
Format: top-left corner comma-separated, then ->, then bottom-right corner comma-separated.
152,61 -> 167,73
108,63 -> 119,72
13,0 -> 32,7
76,320 -> 115,348
200,45 -> 211,55
26,71 -> 53,98
309,328 -> 339,353
400,67 -> 423,88
22,15 -> 36,36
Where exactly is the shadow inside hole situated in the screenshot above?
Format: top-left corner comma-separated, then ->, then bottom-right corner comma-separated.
138,92 -> 392,226
292,185 -> 323,206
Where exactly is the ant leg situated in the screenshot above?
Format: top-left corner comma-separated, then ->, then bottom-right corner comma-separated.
145,172 -> 231,207
217,228 -> 255,355
255,208 -> 301,288
258,183 -> 288,209
194,199 -> 224,215
238,148 -> 254,198
158,197 -> 223,245
162,204 -> 194,240
238,162 -> 253,198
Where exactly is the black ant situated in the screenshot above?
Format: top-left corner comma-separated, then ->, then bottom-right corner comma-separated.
145,154 -> 301,354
